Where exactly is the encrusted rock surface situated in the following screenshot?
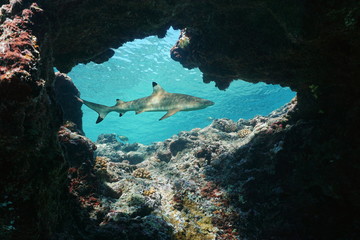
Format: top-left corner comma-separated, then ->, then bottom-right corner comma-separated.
91,99 -> 359,240
54,95 -> 358,240
0,0 -> 359,239
85,100 -> 288,239
0,2 -> 69,239
54,72 -> 83,133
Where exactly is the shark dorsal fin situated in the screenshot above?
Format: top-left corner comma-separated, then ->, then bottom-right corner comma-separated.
115,99 -> 124,105
152,82 -> 166,95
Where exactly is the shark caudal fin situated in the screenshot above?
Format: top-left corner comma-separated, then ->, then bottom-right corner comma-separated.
76,97 -> 112,124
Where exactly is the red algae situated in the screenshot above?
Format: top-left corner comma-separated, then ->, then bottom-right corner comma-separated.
0,3 -> 41,101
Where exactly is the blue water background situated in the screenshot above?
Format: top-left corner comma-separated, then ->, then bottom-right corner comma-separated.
68,28 -> 295,144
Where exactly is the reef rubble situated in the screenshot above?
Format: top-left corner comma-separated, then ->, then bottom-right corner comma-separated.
77,100 -> 297,240
56,94 -> 360,240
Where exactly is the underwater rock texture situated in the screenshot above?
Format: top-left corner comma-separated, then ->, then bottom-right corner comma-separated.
54,72 -> 83,133
44,0 -> 360,154
0,0 -> 359,239
90,100 -> 321,240
87,98 -> 357,240
0,2 -> 69,239
88,101 -> 295,240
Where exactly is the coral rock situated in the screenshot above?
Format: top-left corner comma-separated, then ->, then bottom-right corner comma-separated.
132,168 -> 152,179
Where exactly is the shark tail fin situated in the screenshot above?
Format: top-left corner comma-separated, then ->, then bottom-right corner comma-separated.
80,98 -> 112,124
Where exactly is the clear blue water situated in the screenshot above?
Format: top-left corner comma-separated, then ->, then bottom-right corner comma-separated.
68,28 -> 295,145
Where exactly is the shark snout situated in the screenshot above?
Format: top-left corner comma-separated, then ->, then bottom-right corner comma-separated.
204,100 -> 215,106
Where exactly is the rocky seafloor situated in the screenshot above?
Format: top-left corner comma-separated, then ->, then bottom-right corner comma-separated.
59,99 -> 301,240
1,0 -> 359,239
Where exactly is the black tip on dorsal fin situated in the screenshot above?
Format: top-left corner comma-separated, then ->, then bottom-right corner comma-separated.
152,82 -> 158,87
96,116 -> 104,124
116,99 -> 119,101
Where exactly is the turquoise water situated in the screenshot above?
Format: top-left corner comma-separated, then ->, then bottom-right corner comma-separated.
68,28 -> 295,144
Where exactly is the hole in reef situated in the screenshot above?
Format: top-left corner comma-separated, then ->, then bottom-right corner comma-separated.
67,28 -> 295,145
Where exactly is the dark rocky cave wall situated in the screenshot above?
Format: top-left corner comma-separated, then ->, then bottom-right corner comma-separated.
0,2 -> 70,239
42,0 -> 360,123
0,0 -> 359,239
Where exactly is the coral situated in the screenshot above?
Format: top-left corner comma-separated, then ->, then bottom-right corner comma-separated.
211,119 -> 238,133
143,187 -> 156,196
94,156 -> 110,181
132,168 -> 152,179
171,197 -> 217,240
237,128 -> 251,138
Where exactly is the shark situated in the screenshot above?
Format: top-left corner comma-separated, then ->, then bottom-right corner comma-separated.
77,82 -> 214,123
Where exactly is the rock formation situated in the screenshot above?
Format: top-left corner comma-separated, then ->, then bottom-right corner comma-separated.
0,2 -> 67,239
54,72 -> 83,133
91,102 -> 296,240
0,0 -> 359,239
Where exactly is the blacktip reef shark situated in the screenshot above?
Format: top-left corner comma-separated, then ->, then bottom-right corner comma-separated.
76,82 -> 214,123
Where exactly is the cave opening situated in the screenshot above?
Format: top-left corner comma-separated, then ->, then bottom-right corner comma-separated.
1,0 -> 359,239
67,27 -> 295,144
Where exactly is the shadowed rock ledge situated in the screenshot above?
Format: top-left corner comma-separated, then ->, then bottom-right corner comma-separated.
0,0 -> 359,239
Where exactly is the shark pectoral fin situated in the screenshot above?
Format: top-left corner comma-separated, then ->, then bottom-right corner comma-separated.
96,116 -> 104,124
136,110 -> 145,115
159,109 -> 181,121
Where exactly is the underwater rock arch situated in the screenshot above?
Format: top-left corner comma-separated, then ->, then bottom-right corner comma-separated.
0,0 -> 359,239
46,0 -> 360,116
